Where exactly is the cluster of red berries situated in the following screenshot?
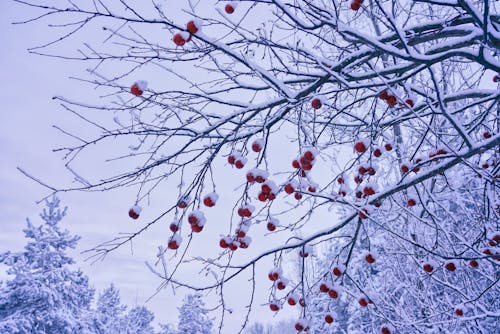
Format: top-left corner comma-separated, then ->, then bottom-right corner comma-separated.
227,151 -> 247,169
379,90 -> 414,108
173,19 -> 202,46
188,210 -> 206,233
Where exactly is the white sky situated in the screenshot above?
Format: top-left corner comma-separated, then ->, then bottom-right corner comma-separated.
0,2 -> 303,331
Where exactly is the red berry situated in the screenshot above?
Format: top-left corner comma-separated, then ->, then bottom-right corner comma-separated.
325,314 -> 334,324
483,131 -> 491,139
203,197 -> 215,207
386,95 -> 397,106
423,263 -> 434,273
251,141 -> 262,152
173,33 -> 187,46
365,253 -> 375,264
307,186 -> 316,193
469,260 -> 478,268
358,298 -> 368,307
354,175 -> 363,184
358,208 -> 369,220
186,20 -> 199,34
384,143 -> 393,151
405,98 -> 414,107
328,289 -> 338,299
224,4 -> 235,14
355,191 -> 363,199
292,159 -> 301,169
350,1 -> 361,10
379,90 -> 389,100
455,308 -> 463,316
407,198 -> 416,207
177,200 -> 188,209
219,238 -> 229,248
258,192 -> 268,202
130,84 -> 143,96
228,243 -> 238,251
493,75 -> 499,82
191,224 -> 203,233
169,223 -> 179,232
295,323 -> 304,331
284,183 -> 295,194
354,141 -> 367,153
128,208 -> 140,220
168,240 -> 179,250
299,298 -> 306,307
401,164 -> 409,173
373,148 -> 382,157
445,261 -> 456,271
311,98 -> 322,109
235,160 -> 244,169
358,166 -> 367,175
227,155 -> 236,164
381,326 -> 391,334
374,201 -> 382,208
267,222 -> 276,231
294,192 -> 302,200
337,177 -> 344,184
287,297 -> 297,306
268,192 -> 276,200
332,266 -> 343,277
320,283 -> 329,293
277,281 -> 286,290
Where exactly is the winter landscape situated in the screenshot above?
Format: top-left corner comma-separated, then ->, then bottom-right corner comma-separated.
1,1 -> 499,333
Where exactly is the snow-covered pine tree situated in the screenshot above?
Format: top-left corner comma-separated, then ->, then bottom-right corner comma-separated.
177,293 -> 213,334
123,306 -> 155,334
93,284 -> 127,333
0,197 -> 95,333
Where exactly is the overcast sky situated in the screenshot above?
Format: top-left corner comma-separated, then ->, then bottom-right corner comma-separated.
0,2 -> 304,331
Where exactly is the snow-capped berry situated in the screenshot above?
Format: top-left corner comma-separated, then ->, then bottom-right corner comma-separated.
405,98 -> 414,107
276,278 -> 288,290
284,182 -> 295,194
219,236 -> 231,249
167,234 -> 182,250
444,260 -> 457,272
311,97 -> 322,109
227,154 -> 236,164
294,192 -> 303,200
228,241 -> 239,251
287,293 -> 299,306
251,138 -> 264,152
299,244 -> 312,258
268,267 -> 282,281
269,302 -> 280,311
234,156 -> 247,169
169,221 -> 180,232
203,192 -> 219,207
188,210 -> 205,225
128,205 -> 142,219
358,207 -> 369,219
384,143 -> 393,151
186,19 -> 202,34
294,319 -> 310,332
130,80 -> 147,96
267,217 -> 279,231
173,32 -> 190,46
354,140 -> 369,153
177,197 -> 189,209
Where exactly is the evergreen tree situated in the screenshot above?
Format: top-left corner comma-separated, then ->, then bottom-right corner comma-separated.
93,284 -> 127,333
0,197 -> 94,333
123,306 -> 155,334
177,294 -> 213,334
